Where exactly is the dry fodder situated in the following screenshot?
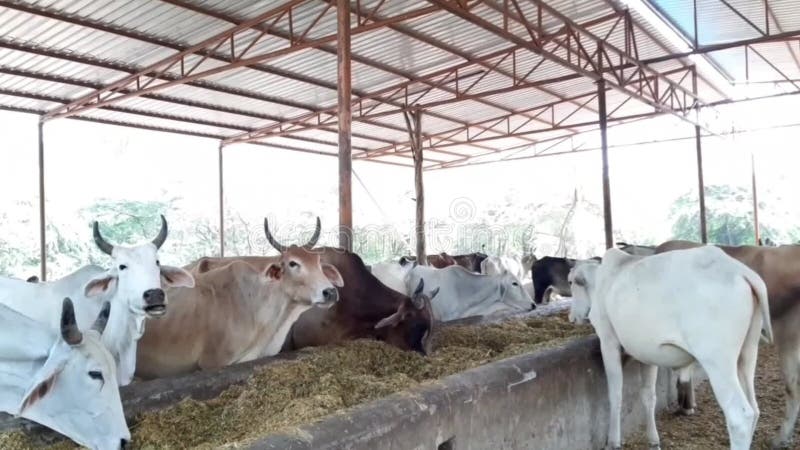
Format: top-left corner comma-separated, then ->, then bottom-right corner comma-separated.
1,313 -> 591,449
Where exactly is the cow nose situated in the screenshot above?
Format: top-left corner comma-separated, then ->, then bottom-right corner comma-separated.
322,287 -> 338,302
120,438 -> 129,449
143,288 -> 165,305
530,302 -> 537,310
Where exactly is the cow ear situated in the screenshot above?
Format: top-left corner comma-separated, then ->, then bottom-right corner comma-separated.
321,263 -> 344,287
84,275 -> 117,298
266,263 -> 282,280
374,311 -> 402,329
161,265 -> 195,288
18,354 -> 66,413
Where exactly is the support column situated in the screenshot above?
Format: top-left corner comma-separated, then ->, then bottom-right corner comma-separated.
37,119 -> 47,281
693,68 -> 708,243
598,80 -> 613,249
337,0 -> 353,251
752,154 -> 760,244
218,142 -> 225,257
405,109 -> 426,265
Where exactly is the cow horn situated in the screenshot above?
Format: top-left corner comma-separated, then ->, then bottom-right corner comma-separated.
413,278 -> 425,296
264,218 -> 287,253
304,216 -> 322,248
60,298 -> 83,346
92,221 -> 114,256
91,301 -> 111,335
151,215 -> 168,249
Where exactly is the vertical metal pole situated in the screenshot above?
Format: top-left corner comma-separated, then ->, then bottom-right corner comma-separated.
751,154 -> 760,244
410,110 -> 426,265
692,0 -> 699,48
337,0 -> 353,251
693,68 -> 708,243
597,80 -> 613,249
37,119 -> 47,281
218,142 -> 225,257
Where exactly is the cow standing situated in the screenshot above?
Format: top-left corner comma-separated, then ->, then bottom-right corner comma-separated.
0,299 -> 130,449
569,247 -> 772,450
656,239 -> 800,448
0,216 -> 194,385
136,218 -> 344,378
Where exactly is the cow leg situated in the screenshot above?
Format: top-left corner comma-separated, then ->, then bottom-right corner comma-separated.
703,360 -> 756,450
773,343 -> 800,449
675,364 -> 696,415
600,338 -> 624,450
640,363 -> 660,449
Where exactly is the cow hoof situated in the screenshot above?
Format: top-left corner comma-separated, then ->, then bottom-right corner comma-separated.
674,407 -> 694,416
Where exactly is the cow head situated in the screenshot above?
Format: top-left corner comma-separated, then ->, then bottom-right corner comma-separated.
84,215 -> 195,318
18,298 -> 130,450
568,261 -> 599,325
263,217 -> 344,307
375,278 -> 437,355
497,272 -> 534,311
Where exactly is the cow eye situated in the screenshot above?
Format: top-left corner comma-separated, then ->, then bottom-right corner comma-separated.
512,282 -> 519,287
156,260 -> 160,266
88,371 -> 104,381
118,264 -> 128,271
288,261 -> 299,269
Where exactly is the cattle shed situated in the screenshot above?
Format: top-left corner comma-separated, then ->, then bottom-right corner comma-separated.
1,0 -> 799,279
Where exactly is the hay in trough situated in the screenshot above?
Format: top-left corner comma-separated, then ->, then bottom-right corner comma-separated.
2,312 -> 592,449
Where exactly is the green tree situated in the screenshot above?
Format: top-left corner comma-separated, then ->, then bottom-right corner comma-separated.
669,185 -> 773,246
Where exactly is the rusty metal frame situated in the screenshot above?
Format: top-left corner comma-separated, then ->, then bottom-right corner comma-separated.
41,0 -> 441,121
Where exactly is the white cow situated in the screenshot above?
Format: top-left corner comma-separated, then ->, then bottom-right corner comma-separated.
0,216 -> 195,386
370,256 -> 416,294
406,265 -> 533,321
480,255 -> 525,280
569,247 -> 772,450
0,298 -> 130,449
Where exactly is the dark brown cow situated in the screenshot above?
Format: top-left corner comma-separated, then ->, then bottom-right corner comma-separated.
400,252 -> 488,272
656,239 -> 800,447
190,247 -> 436,355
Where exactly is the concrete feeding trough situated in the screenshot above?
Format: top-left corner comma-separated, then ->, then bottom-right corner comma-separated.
0,302 -> 678,449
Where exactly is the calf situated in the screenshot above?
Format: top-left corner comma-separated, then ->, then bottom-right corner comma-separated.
530,256 -> 575,304
0,216 -> 194,385
569,247 -> 772,450
136,218 -> 343,379
406,264 -> 533,321
656,239 -> 800,448
0,298 -> 129,449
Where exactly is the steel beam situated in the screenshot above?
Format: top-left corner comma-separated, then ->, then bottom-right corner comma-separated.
598,80 -> 613,249
42,2 -> 440,121
218,142 -> 225,257
338,0 -> 353,252
37,119 -> 47,281
428,0 -> 722,134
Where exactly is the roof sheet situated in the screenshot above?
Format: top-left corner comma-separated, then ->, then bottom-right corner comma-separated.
0,0 -> 796,168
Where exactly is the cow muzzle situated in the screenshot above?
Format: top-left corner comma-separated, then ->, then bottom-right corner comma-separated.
315,287 -> 338,307
143,288 -> 167,316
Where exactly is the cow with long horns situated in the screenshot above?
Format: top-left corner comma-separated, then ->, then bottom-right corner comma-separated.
0,215 -> 195,385
136,217 -> 345,378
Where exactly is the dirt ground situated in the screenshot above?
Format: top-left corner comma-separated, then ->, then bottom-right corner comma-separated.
629,342 -> 799,449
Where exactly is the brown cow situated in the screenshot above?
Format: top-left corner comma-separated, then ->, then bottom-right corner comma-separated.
401,252 -> 488,272
135,218 -> 344,379
656,239 -> 800,448
190,247 -> 436,355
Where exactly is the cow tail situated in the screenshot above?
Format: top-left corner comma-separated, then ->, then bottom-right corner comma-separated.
742,267 -> 773,344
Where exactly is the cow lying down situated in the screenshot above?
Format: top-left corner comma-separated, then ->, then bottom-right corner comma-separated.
406,264 -> 534,321
569,247 -> 772,450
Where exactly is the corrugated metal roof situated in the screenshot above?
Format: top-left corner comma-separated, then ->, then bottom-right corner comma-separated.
0,0 -> 795,167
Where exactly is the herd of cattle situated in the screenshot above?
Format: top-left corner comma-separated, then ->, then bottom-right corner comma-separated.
1,215 -> 799,450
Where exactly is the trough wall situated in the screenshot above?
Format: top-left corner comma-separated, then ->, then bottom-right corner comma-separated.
252,336 -> 679,450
